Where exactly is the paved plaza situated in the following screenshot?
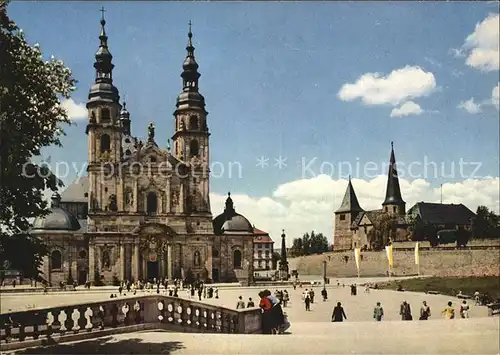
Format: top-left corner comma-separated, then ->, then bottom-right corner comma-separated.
2,278 -> 499,354
1,277 -> 490,320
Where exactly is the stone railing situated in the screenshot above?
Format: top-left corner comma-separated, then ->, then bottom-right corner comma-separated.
0,295 -> 261,351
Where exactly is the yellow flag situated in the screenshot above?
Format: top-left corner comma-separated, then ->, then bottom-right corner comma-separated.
415,242 -> 420,265
385,244 -> 393,267
354,248 -> 361,271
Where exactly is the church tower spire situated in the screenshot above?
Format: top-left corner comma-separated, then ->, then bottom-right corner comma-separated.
382,141 -> 406,215
88,7 -> 119,105
172,22 -> 211,214
86,8 -> 123,216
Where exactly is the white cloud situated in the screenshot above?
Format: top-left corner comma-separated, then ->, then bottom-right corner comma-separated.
210,175 -> 500,247
61,98 -> 87,121
338,65 -> 436,106
457,98 -> 482,114
492,83 -> 499,109
390,101 -> 424,117
461,13 -> 499,72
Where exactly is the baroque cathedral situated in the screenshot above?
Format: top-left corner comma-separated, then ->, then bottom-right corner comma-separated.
31,15 -> 260,286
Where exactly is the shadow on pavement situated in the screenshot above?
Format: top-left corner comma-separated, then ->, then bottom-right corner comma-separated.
12,337 -> 185,354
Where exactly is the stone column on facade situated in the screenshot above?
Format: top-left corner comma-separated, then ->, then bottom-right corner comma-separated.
88,242 -> 95,283
167,243 -> 173,280
133,243 -> 140,281
96,245 -> 102,274
133,178 -> 139,213
120,243 -> 126,281
206,243 -> 213,281
119,176 -> 124,211
166,177 -> 171,213
179,183 -> 185,213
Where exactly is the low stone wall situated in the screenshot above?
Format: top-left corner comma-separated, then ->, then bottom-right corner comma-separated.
0,295 -> 261,352
290,248 -> 500,278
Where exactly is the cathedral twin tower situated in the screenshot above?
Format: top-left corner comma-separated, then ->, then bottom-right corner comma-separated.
86,15 -> 210,217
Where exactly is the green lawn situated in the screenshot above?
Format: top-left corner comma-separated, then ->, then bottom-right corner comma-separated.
377,276 -> 500,300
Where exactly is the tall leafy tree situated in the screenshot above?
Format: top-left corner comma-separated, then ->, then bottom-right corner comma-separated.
0,3 -> 76,282
473,206 -> 500,239
289,231 -> 329,256
367,214 -> 399,250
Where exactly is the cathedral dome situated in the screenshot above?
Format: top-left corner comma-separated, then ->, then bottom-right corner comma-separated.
213,192 -> 253,235
221,214 -> 253,233
32,193 -> 81,233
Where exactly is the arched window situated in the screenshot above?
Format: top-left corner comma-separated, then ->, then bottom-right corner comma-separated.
193,251 -> 201,267
147,192 -> 157,215
233,250 -> 242,269
78,250 -> 87,259
101,108 -> 110,122
190,115 -> 198,130
189,140 -> 199,157
100,134 -> 110,153
51,250 -> 62,271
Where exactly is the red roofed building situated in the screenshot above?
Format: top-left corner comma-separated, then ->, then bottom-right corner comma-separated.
253,227 -> 275,279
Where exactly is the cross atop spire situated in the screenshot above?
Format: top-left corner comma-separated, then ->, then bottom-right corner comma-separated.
100,6 -> 106,22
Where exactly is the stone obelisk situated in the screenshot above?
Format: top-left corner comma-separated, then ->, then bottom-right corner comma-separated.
278,229 -> 289,280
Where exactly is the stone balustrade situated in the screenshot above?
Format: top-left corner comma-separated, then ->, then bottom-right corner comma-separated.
0,295 -> 261,351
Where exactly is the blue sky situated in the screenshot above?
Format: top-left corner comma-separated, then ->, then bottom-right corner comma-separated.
8,2 -> 500,241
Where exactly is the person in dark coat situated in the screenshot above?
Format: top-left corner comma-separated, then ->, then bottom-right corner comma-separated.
331,302 -> 347,322
321,288 -> 328,301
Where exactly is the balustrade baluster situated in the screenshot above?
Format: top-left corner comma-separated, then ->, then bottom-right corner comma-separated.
123,303 -> 131,326
32,311 -> 43,340
16,314 -> 26,342
133,301 -> 142,324
96,306 -> 105,330
76,306 -> 87,334
110,304 -> 119,328
64,308 -> 73,335
3,316 -> 13,343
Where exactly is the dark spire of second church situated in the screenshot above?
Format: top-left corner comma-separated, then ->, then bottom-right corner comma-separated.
382,141 -> 405,206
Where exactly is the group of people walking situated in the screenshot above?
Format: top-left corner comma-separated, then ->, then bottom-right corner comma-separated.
395,299 -> 470,321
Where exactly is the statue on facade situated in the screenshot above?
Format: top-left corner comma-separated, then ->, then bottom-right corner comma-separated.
125,187 -> 134,208
108,194 -> 117,211
179,118 -> 185,131
171,190 -> 179,207
194,251 -> 201,267
148,122 -> 155,141
102,250 -> 111,270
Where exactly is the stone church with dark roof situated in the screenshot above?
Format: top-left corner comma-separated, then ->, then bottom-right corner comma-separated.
31,15 -> 269,286
333,142 -> 476,250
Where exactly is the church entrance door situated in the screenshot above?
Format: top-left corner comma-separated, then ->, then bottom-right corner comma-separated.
147,261 -> 159,281
212,268 -> 219,282
78,270 -> 87,285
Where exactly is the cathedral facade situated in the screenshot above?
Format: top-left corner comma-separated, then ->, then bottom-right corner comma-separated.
31,17 -> 257,286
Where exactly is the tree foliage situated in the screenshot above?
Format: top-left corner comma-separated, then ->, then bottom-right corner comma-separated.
289,231 -> 329,257
0,3 -> 76,282
367,213 -> 398,250
472,206 -> 500,239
